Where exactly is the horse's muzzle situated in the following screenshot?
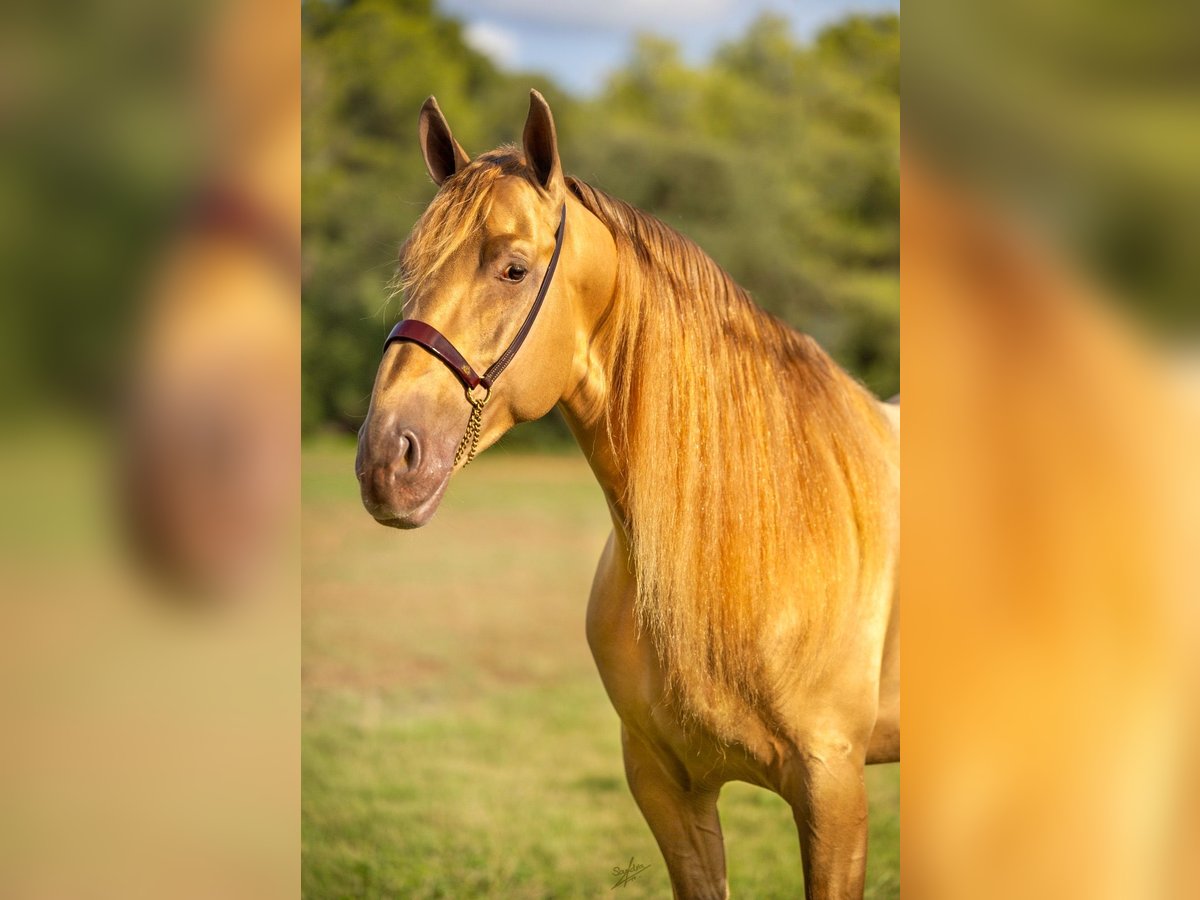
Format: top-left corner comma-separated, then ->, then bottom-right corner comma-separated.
356,419 -> 452,528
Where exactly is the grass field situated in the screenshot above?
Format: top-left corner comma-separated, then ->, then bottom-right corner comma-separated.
302,439 -> 899,898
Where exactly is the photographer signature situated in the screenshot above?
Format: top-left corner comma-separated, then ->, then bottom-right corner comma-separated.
611,857 -> 650,889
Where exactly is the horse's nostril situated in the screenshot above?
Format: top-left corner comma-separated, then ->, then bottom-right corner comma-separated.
399,429 -> 421,473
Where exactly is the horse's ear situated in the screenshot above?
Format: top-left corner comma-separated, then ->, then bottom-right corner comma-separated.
418,96 -> 470,186
522,89 -> 562,191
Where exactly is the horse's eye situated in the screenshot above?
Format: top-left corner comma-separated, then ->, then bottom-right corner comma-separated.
502,264 -> 527,283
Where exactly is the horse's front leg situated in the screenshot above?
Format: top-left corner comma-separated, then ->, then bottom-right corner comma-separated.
622,724 -> 728,900
783,734 -> 870,900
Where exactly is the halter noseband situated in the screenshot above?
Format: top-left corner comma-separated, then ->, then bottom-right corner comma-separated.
382,204 -> 567,467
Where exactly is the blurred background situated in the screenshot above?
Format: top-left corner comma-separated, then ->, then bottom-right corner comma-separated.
300,0 -> 899,896
1,0 -> 298,896
904,0 -> 1200,898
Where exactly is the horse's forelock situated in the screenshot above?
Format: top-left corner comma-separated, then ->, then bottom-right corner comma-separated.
393,147 -> 530,304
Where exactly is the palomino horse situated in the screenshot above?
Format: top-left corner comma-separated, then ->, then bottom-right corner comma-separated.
357,91 -> 900,900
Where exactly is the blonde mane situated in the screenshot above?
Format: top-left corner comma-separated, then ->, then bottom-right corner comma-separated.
399,150 -> 897,714
569,178 -> 896,711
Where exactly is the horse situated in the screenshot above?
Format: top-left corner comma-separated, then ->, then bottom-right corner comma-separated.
356,90 -> 900,900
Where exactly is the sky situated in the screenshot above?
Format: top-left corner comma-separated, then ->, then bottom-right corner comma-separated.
440,0 -> 900,96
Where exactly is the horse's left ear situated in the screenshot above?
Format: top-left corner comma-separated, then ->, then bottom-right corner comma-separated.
522,89 -> 562,191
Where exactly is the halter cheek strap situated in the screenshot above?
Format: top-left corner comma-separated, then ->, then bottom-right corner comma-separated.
382,204 -> 567,466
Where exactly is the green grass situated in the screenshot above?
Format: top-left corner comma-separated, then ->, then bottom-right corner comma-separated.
302,439 -> 898,898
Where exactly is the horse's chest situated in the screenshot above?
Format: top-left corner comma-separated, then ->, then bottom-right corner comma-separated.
585,535 -> 780,788
584,541 -> 661,724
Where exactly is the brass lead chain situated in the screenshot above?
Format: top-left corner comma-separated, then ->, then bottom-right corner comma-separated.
454,387 -> 490,468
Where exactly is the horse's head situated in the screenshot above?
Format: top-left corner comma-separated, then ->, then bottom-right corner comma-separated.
357,91 -> 607,528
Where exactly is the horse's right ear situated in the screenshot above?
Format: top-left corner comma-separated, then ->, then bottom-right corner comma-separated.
418,96 -> 470,187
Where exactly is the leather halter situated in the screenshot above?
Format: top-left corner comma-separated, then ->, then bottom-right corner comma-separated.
381,204 -> 567,465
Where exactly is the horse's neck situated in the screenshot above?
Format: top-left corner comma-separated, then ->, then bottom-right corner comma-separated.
555,237 -> 744,535
557,338 -> 631,535
554,198 -> 747,536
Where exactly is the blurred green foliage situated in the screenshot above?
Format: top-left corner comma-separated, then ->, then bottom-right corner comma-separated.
905,0 -> 1200,334
0,1 -> 205,419
303,0 -> 900,435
